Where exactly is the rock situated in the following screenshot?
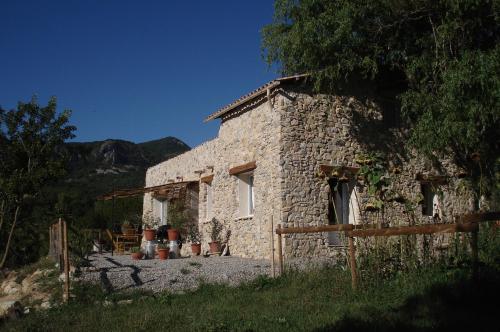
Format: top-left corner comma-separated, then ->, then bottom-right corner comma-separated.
21,277 -> 36,294
23,307 -> 30,314
117,299 -> 133,305
2,281 -> 21,295
40,301 -> 51,309
0,300 -> 23,320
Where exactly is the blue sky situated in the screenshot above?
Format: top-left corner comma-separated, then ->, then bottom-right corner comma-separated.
0,1 -> 278,147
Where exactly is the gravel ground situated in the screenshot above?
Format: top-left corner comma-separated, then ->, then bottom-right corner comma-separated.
78,253 -> 273,293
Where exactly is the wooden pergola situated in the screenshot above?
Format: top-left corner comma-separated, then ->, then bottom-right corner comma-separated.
97,181 -> 197,201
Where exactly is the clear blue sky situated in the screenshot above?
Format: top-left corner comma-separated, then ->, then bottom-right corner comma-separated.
0,0 -> 278,147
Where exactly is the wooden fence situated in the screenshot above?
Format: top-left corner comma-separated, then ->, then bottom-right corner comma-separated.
274,212 -> 500,290
48,218 -> 70,302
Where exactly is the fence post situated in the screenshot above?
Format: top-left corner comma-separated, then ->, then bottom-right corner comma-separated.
58,218 -> 63,272
471,228 -> 478,280
277,224 -> 283,275
270,216 -> 275,278
62,220 -> 70,303
348,236 -> 358,291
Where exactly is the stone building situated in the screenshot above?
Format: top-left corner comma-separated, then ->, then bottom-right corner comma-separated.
143,75 -> 474,259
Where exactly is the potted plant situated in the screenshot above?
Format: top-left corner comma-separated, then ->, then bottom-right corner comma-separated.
187,223 -> 202,256
143,216 -> 159,241
208,217 -> 223,254
167,201 -> 187,241
157,243 -> 170,260
130,246 -> 143,260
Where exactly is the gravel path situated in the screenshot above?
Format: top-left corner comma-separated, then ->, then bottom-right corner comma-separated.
79,253 -> 272,293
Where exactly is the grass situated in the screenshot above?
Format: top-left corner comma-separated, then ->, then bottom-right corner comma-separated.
3,228 -> 498,331
188,261 -> 202,268
2,263 -> 498,332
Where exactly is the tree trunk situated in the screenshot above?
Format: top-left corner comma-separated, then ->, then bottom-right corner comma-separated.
0,200 -> 5,233
0,205 -> 20,269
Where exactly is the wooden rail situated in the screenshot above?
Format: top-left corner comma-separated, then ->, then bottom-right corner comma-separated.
274,211 -> 499,290
346,222 -> 478,238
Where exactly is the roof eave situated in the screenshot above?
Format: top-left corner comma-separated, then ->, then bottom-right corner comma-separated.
203,74 -> 309,123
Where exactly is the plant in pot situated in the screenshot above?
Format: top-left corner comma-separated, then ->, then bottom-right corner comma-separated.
143,215 -> 159,241
157,243 -> 170,260
167,201 -> 187,241
208,217 -> 223,255
130,246 -> 143,260
187,223 -> 202,256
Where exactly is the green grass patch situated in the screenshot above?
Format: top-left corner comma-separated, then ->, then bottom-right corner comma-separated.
188,261 -> 202,268
2,263 -> 498,332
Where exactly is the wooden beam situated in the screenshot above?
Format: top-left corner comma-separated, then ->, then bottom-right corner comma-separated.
97,181 -> 197,200
276,224 -> 355,235
458,211 -> 500,224
416,173 -> 448,184
346,222 -> 478,238
200,174 -> 214,184
318,165 -> 360,178
229,161 -> 257,176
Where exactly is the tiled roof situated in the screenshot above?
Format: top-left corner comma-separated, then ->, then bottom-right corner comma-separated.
204,74 -> 308,122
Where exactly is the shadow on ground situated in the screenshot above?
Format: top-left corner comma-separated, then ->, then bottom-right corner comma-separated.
314,272 -> 499,332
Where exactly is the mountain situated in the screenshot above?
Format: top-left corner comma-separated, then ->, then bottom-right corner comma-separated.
64,136 -> 189,180
43,136 -> 190,227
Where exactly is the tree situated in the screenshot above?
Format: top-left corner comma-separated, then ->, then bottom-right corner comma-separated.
262,0 -> 500,203
0,97 -> 76,268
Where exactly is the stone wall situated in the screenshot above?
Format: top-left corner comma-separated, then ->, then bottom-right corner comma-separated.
144,98 -> 281,259
144,81 -> 476,261
277,85 -> 475,258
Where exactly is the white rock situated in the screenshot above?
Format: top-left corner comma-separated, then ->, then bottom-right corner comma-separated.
3,281 -> 21,295
40,301 -> 51,309
0,300 -> 23,319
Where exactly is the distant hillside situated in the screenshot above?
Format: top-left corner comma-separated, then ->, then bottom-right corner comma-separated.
63,136 -> 188,177
41,136 -> 190,227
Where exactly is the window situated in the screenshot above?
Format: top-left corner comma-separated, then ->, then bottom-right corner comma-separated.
238,172 -> 254,217
153,198 -> 168,225
327,178 -> 357,245
421,183 -> 440,218
205,183 -> 213,220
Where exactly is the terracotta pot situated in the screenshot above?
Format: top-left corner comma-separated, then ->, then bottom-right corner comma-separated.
131,252 -> 143,260
191,243 -> 201,256
167,229 -> 180,241
209,241 -> 220,254
144,229 -> 156,241
157,248 -> 170,260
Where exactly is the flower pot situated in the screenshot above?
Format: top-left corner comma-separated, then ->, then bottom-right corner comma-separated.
131,252 -> 143,260
191,243 -> 201,256
209,241 -> 220,254
157,248 -> 170,260
143,229 -> 156,241
167,229 -> 180,241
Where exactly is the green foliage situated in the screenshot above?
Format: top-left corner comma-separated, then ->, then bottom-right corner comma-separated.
0,96 -> 76,267
167,200 -> 188,230
262,0 -> 500,196
157,243 -> 169,250
209,217 -> 224,243
356,152 -> 390,210
187,222 -> 201,243
130,246 -> 141,254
